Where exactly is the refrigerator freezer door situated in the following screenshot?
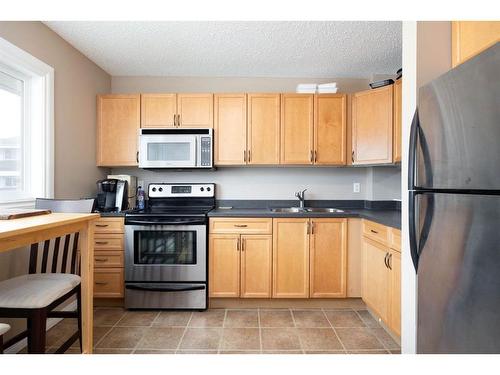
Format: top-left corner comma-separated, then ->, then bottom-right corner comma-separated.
416,43 -> 500,190
416,192 -> 500,353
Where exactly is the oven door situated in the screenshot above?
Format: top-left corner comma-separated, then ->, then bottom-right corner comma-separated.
139,134 -> 197,168
125,220 -> 206,282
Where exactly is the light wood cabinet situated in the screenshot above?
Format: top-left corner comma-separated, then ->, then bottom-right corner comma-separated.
93,217 -> 125,298
393,79 -> 402,163
247,94 -> 280,164
240,235 -> 272,298
141,94 -> 177,127
209,219 -> 272,298
209,234 -> 240,297
140,93 -> 213,128
177,93 -> 214,128
315,94 -> 347,165
361,220 -> 401,337
352,85 -> 393,165
272,218 -> 309,298
309,218 -> 347,298
389,249 -> 401,336
280,94 -> 314,164
362,237 -> 390,321
214,94 -> 247,165
97,95 -> 140,167
452,21 -> 500,67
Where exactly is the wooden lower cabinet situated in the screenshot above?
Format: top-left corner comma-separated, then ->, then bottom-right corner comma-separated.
309,218 -> 347,298
209,234 -> 240,298
272,218 -> 310,298
94,268 -> 124,298
240,235 -> 272,298
389,249 -> 401,336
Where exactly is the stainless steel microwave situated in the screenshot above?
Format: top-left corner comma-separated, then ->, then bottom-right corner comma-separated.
138,128 -> 213,169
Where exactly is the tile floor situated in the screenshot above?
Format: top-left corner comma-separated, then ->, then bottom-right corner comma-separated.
44,307 -> 400,354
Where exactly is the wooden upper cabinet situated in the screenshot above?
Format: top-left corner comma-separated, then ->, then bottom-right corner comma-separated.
452,21 -> 500,67
97,94 -> 140,167
177,93 -> 214,128
352,85 -> 393,165
240,235 -> 272,298
393,79 -> 402,163
314,94 -> 347,165
247,94 -> 280,164
280,94 -> 314,164
309,218 -> 347,298
209,234 -> 240,298
214,94 -> 247,165
272,218 -> 309,298
362,237 -> 390,323
389,249 -> 401,337
141,94 -> 176,128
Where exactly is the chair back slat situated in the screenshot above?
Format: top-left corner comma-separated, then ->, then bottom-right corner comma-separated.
29,243 -> 38,274
50,237 -> 61,273
70,232 -> 79,275
40,240 -> 50,273
60,235 -> 71,273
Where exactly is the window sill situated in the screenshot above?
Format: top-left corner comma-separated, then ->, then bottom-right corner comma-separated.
0,199 -> 36,209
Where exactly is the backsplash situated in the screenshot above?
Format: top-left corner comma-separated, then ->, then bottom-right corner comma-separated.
111,166 -> 401,201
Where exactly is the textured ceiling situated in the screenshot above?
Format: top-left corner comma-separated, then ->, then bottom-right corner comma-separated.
44,21 -> 402,78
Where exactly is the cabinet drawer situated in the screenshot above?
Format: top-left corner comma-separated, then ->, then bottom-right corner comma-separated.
362,220 -> 390,245
93,268 -> 124,298
389,228 -> 401,253
210,218 -> 272,234
94,218 -> 124,234
94,251 -> 124,268
94,234 -> 124,251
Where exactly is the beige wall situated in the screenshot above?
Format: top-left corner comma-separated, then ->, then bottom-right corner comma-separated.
0,21 -> 111,199
417,21 -> 452,89
112,76 -> 370,94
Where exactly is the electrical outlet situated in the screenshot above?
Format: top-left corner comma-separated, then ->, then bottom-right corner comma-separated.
353,183 -> 360,193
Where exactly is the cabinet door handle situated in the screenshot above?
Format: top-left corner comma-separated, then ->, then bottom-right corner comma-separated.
95,241 -> 108,245
388,253 -> 393,270
311,222 -> 315,235
352,150 -> 355,163
95,258 -> 108,262
384,253 -> 389,269
370,229 -> 378,234
237,237 -> 240,251
307,221 -> 310,235
242,239 -> 245,252
177,114 -> 181,126
310,150 -> 313,163
244,150 -> 247,162
95,281 -> 108,285
95,224 -> 109,227
234,224 -> 248,228
314,150 -> 317,163
136,151 -> 139,163
248,150 -> 251,163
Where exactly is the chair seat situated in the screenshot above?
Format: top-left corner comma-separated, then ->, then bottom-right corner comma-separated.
0,323 -> 10,336
0,273 -> 80,309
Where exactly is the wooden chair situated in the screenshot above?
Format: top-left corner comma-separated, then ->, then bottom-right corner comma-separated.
0,323 -> 10,353
0,198 -> 95,354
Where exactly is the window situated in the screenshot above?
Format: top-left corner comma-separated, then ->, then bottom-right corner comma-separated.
0,37 -> 54,206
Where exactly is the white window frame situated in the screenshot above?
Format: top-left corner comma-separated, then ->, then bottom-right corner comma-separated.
0,37 -> 54,208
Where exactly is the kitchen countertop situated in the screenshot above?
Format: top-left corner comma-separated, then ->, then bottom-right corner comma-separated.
207,207 -> 400,229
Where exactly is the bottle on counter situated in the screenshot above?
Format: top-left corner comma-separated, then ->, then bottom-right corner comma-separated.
137,186 -> 145,210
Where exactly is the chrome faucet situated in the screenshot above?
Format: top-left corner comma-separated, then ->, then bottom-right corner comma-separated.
295,189 -> 307,209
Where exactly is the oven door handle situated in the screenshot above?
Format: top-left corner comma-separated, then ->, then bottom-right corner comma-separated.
125,284 -> 206,292
125,219 -> 206,226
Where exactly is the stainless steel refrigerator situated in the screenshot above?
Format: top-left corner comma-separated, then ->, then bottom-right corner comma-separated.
409,42 -> 500,353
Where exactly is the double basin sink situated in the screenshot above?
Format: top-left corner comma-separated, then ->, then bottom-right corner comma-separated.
269,207 -> 344,213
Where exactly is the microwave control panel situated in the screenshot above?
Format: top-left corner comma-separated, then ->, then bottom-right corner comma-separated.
200,137 -> 212,167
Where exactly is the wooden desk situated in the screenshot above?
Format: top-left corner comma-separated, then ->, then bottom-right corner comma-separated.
0,213 -> 99,354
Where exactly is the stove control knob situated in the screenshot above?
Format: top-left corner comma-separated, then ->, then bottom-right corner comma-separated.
200,187 -> 205,192
207,187 -> 211,192
158,187 -> 163,192
152,187 -> 157,192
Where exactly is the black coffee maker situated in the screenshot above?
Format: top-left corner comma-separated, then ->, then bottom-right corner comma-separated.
96,179 -> 128,212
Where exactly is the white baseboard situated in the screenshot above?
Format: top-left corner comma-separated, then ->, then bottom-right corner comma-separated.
4,300 -> 78,354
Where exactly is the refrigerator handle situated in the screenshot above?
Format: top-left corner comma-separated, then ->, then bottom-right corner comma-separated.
409,190 -> 420,272
408,110 -> 419,190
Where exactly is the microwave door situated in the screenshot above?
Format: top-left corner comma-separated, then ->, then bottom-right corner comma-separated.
140,135 -> 197,168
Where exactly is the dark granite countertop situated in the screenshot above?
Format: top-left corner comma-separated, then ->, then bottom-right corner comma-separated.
95,211 -> 127,217
208,200 -> 401,229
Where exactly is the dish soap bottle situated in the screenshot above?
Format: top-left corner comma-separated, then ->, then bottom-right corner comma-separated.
137,186 -> 145,210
